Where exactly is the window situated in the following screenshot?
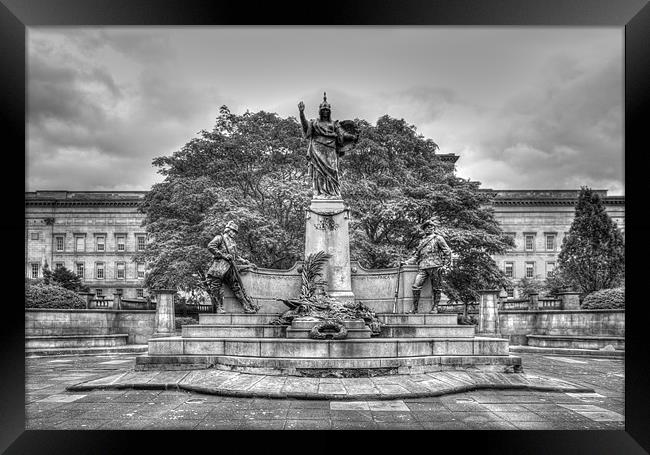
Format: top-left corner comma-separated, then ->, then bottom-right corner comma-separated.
506,288 -> 514,298
30,232 -> 39,240
96,262 -> 105,279
95,288 -> 103,297
136,288 -> 144,298
525,262 -> 535,278
115,288 -> 123,295
75,236 -> 85,252
55,262 -> 64,269
116,262 -> 125,279
545,234 -> 556,251
76,262 -> 85,278
116,235 -> 126,252
137,262 -> 145,279
55,236 -> 64,252
30,263 -> 39,278
137,235 -> 146,252
504,262 -> 514,278
524,234 -> 535,251
96,236 -> 105,252
546,262 -> 556,278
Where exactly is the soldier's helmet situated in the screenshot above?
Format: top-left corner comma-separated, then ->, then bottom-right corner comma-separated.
224,221 -> 239,234
421,218 -> 441,232
319,92 -> 331,113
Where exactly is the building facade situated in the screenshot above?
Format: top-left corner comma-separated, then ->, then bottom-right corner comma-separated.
25,189 -> 625,300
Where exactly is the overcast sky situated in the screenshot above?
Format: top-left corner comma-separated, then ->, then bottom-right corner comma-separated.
26,27 -> 624,195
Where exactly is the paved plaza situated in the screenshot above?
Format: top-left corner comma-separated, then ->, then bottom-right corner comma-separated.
24,352 -> 624,430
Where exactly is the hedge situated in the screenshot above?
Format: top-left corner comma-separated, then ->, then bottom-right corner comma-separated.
25,283 -> 86,309
581,287 -> 625,310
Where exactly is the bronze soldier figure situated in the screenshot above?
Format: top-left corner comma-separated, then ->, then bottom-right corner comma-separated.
206,221 -> 259,313
298,93 -> 359,198
403,219 -> 452,314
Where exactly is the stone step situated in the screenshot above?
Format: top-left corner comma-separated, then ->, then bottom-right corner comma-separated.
376,313 -> 458,325
379,325 -> 475,338
147,336 -> 510,358
526,335 -> 625,350
198,313 -> 281,325
135,353 -> 522,375
26,344 -> 147,357
25,334 -> 129,349
182,325 -> 287,338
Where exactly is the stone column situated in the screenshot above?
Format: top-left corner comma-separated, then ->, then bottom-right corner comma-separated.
559,291 -> 581,310
152,289 -> 176,337
304,198 -> 354,303
113,289 -> 123,311
477,289 -> 500,337
528,291 -> 539,311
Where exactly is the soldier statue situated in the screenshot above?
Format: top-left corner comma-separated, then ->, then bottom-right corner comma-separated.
403,219 -> 452,314
298,93 -> 359,198
206,221 -> 259,314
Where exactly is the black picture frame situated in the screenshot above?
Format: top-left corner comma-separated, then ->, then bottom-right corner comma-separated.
3,0 -> 648,453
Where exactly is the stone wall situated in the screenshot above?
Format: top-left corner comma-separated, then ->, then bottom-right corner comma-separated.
25,309 -> 156,344
221,261 -> 440,314
499,309 -> 625,345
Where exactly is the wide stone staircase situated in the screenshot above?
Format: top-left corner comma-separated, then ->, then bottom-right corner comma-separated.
136,312 -> 521,376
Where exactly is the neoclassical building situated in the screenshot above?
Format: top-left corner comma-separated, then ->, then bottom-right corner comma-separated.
25,188 -> 625,300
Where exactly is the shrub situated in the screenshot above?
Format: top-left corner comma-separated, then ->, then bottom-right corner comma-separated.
175,316 -> 198,329
25,283 -> 86,309
458,314 -> 478,325
581,287 -> 625,309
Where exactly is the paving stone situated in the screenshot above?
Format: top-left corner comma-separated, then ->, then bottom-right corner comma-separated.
330,401 -> 370,411
420,420 -> 471,430
317,382 -> 347,395
331,420 -> 378,430
411,411 -> 457,422
99,419 -> 159,430
367,400 -> 410,412
480,403 -> 530,413
491,411 -> 549,422
330,410 -> 374,422
577,410 -> 624,422
54,419 -> 110,430
195,419 -> 242,430
405,401 -> 447,412
286,408 -> 331,420
375,422 -> 424,430
284,419 -> 332,430
38,394 -> 87,403
239,420 -> 286,430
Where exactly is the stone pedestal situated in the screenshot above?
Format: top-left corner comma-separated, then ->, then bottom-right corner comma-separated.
477,289 -> 500,337
152,289 -> 176,337
113,289 -> 123,311
304,198 -> 354,303
559,291 -> 581,310
528,292 -> 539,311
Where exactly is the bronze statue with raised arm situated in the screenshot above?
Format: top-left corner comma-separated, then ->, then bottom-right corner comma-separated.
298,93 -> 359,198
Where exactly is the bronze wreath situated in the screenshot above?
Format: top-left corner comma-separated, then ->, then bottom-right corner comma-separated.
309,320 -> 348,340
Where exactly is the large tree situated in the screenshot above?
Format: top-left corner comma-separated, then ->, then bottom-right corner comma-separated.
137,107 -> 513,305
557,187 -> 625,294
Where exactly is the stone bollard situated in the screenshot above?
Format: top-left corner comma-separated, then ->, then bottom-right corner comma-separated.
558,291 -> 581,310
477,289 -> 500,337
528,291 -> 539,310
78,292 -> 95,309
113,289 -> 123,311
152,289 -> 176,337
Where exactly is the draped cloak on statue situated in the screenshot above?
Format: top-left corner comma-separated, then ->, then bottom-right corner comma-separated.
304,119 -> 356,197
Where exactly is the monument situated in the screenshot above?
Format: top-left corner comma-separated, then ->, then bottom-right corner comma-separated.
136,93 -> 521,376
300,94 -> 358,304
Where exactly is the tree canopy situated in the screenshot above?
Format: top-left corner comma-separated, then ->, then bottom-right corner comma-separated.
556,187 -> 625,294
136,106 -> 513,304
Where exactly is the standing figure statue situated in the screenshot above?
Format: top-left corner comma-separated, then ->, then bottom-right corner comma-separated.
206,221 -> 259,313
403,219 -> 452,314
298,92 -> 359,198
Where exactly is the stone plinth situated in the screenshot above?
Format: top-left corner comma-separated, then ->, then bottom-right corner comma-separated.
304,198 -> 354,303
559,291 -> 581,310
528,292 -> 539,310
477,289 -> 500,337
153,289 -> 176,338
